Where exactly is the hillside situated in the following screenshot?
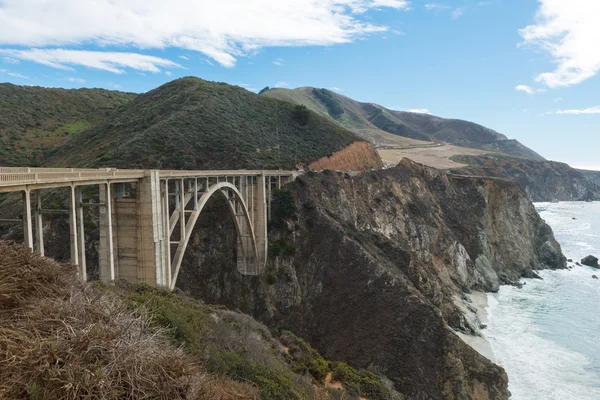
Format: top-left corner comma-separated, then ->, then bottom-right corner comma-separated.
263,87 -> 543,160
0,83 -> 136,166
0,242 -> 395,399
47,78 -> 371,170
451,154 -> 600,202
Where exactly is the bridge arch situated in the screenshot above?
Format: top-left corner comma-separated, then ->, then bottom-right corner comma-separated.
169,182 -> 259,289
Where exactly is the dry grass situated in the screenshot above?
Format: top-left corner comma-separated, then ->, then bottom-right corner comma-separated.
0,242 -> 258,399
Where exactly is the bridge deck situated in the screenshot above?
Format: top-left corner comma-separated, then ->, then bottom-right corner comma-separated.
0,167 -> 295,192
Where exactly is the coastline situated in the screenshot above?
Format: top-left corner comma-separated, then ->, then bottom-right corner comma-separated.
455,290 -> 496,363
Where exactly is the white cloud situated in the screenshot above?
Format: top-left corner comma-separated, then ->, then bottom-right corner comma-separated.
0,49 -> 181,74
330,87 -> 343,92
238,83 -> 258,92
67,77 -> 85,83
274,81 -> 290,88
407,108 -> 431,114
3,57 -> 19,64
555,106 -> 600,115
520,0 -> 600,87
7,72 -> 28,79
0,0 -> 410,68
515,84 -> 545,95
425,3 -> 450,11
165,71 -> 172,76
0,69 -> 6,73
179,55 -> 189,60
451,7 -> 465,19
554,97 -> 563,102
273,58 -> 284,66
113,84 -> 122,89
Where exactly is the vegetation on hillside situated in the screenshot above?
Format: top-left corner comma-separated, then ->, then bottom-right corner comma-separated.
0,242 -> 389,399
47,77 -> 361,170
312,88 -> 344,118
263,87 -> 543,159
0,83 -> 136,166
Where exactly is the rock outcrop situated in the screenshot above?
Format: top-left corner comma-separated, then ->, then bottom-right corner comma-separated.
176,159 -> 566,399
581,255 -> 599,268
452,154 -> 600,202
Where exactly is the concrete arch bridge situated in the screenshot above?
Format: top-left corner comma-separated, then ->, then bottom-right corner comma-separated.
0,168 -> 295,289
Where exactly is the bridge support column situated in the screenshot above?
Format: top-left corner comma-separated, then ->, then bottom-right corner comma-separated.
68,186 -> 79,267
22,189 -> 33,250
76,187 -> 86,280
253,173 -> 268,272
99,183 -> 115,282
137,171 -> 167,286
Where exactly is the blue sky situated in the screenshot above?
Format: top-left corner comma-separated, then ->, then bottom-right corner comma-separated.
1,0 -> 599,169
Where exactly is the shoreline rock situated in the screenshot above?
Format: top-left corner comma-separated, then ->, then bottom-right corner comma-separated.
581,255 -> 599,268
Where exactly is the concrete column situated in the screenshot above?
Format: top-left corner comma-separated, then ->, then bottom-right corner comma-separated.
99,183 -> 115,282
162,179 -> 172,287
34,190 -> 44,256
76,187 -> 86,281
193,179 -> 198,210
137,171 -> 166,286
69,185 -> 79,266
22,190 -> 33,250
252,173 -> 268,274
179,179 -> 185,242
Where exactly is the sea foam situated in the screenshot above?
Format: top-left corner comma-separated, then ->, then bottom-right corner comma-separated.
483,202 -> 600,400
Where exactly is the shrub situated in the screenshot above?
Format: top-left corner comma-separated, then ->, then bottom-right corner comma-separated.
292,105 -> 311,126
271,189 -> 297,230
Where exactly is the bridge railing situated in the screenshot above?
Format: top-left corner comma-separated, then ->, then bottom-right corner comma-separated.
0,171 -> 146,186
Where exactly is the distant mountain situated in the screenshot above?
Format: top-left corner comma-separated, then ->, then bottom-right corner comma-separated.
263,87 -> 544,160
48,77 -> 368,170
0,83 -> 136,166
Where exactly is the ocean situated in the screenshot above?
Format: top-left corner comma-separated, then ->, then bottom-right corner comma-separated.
483,201 -> 600,400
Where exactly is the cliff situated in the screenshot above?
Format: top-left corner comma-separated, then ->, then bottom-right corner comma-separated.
307,141 -> 383,171
452,154 -> 600,202
175,159 -> 565,399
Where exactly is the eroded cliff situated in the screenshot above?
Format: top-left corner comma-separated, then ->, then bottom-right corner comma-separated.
307,141 -> 383,171
452,154 -> 600,202
176,159 -> 565,399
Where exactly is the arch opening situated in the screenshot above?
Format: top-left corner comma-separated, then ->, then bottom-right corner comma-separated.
169,182 -> 258,289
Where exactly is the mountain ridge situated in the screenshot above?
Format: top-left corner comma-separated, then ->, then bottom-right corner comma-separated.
46,77 -> 376,170
263,86 -> 544,160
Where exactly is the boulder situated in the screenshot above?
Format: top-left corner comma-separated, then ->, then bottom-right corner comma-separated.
576,262 -> 582,266
593,275 -> 598,280
581,255 -> 599,268
567,259 -> 573,262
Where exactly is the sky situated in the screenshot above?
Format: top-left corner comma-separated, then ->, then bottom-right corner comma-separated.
0,0 -> 599,169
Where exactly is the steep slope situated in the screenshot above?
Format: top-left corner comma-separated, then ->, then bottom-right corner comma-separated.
1,242 -> 393,400
174,160 -> 565,399
0,83 -> 136,166
47,77 -> 374,170
452,154 -> 600,202
263,87 -> 543,160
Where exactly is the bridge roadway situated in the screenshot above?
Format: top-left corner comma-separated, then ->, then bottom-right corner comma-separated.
0,167 -> 296,289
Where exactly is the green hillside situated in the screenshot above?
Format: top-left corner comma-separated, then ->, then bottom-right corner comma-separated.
0,83 -> 137,166
263,87 -> 543,160
47,78 -> 361,169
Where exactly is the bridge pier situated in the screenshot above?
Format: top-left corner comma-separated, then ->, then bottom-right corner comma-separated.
22,190 -> 33,250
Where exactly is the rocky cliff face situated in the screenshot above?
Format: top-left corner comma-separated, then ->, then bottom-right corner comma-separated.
307,141 -> 383,171
176,159 -> 565,399
452,155 -> 600,202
